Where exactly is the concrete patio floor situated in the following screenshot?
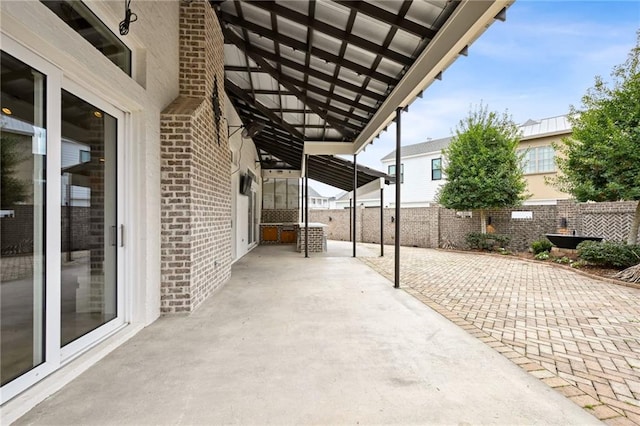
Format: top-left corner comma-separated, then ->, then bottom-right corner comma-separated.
15,243 -> 599,425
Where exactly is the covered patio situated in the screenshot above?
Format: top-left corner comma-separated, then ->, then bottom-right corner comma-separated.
219,0 -> 516,262
15,242 -> 598,425
1,0 -> 555,422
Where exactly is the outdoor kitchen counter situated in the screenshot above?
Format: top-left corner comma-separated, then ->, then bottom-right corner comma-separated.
296,222 -> 328,253
259,223 -> 299,245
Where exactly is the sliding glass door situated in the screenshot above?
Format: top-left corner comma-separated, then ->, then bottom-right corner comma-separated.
0,52 -> 47,387
1,43 -> 126,402
60,90 -> 118,347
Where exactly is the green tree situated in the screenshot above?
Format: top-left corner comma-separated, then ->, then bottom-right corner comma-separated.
1,133 -> 29,208
552,31 -> 640,244
436,104 -> 528,233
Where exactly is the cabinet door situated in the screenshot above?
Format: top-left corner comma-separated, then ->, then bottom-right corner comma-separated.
281,230 -> 296,244
262,226 -> 278,242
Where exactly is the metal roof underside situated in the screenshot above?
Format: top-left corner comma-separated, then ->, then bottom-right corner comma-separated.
212,0 -> 509,191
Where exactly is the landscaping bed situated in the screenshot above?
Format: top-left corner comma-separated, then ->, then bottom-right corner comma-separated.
513,250 -> 622,281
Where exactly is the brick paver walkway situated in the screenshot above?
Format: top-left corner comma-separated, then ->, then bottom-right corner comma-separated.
360,246 -> 640,425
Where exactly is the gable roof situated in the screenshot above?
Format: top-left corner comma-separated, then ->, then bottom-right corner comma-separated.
306,186 -> 325,199
381,136 -> 452,162
381,114 -> 571,161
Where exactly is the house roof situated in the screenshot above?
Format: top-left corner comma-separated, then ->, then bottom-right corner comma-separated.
381,114 -> 571,161
306,186 -> 324,199
213,0 -> 512,191
520,115 -> 572,139
381,136 -> 452,162
336,187 -> 381,202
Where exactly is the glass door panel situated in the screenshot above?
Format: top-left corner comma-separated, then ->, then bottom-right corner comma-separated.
0,52 -> 47,386
60,90 -> 117,346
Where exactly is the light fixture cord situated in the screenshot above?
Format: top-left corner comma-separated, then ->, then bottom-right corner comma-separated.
119,0 -> 138,36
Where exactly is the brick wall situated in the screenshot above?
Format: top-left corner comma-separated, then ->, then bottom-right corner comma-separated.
310,200 -> 640,252
297,226 -> 326,253
310,209 -> 360,242
160,2 -> 230,314
261,209 -> 299,223
1,205 -> 90,255
61,207 -> 90,251
439,208 -> 475,249
1,206 -> 36,255
565,200 -> 640,243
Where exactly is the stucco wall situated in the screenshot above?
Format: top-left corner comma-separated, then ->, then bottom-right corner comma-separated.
519,134 -> 571,203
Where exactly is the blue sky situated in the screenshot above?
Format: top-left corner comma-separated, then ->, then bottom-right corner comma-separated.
311,0 -> 640,197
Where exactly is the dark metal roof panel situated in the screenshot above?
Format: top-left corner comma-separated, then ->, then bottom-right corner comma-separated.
214,0 -> 508,190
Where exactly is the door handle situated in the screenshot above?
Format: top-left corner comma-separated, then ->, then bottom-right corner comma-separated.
110,225 -> 117,246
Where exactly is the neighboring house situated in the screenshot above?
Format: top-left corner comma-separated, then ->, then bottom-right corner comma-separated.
305,186 -> 332,210
516,116 -> 572,205
335,188 -> 385,209
381,136 -> 451,207
1,114 -> 91,207
380,115 -> 572,207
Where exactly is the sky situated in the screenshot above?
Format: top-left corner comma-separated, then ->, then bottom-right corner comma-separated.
310,0 -> 640,197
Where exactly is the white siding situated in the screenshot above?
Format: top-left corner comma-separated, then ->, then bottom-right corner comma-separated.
228,101 -> 261,263
382,151 -> 445,207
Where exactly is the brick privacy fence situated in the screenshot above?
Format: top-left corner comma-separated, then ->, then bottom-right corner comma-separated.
160,2 -> 231,314
61,206 -> 90,252
309,200 -> 640,252
563,200 -> 640,243
1,205 -> 90,254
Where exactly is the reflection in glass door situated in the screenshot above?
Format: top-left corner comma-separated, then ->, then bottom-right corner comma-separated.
0,52 -> 47,386
60,90 -> 117,346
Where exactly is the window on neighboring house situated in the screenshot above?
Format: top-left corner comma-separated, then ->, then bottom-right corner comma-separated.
388,164 -> 404,184
79,149 -> 90,163
41,1 -> 132,75
431,158 -> 442,180
518,146 -> 556,174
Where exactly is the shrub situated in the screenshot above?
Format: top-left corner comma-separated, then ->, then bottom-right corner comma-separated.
577,241 -> 640,268
466,232 -> 510,251
571,260 -> 586,269
531,238 -> 553,255
534,251 -> 550,260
